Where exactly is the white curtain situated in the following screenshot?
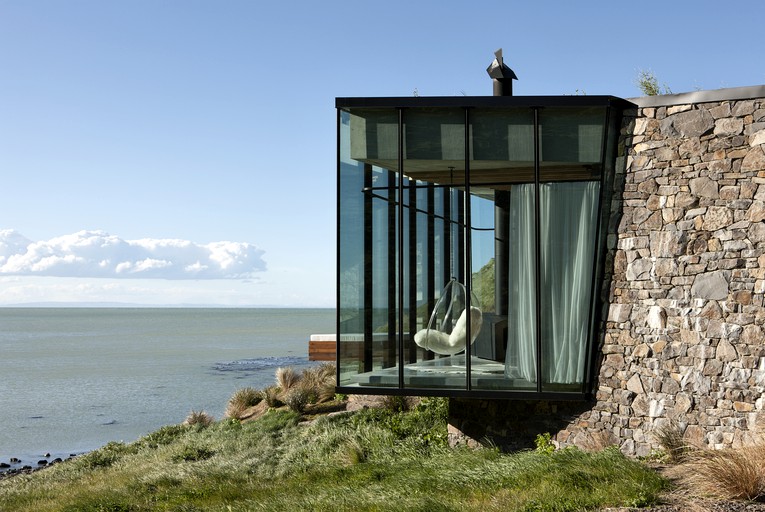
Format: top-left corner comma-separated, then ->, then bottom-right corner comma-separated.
506,181 -> 599,386
506,184 -> 537,381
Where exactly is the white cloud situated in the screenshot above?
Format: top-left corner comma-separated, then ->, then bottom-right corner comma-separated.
0,229 -> 266,279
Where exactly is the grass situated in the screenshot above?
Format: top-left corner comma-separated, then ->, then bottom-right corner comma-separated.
681,444 -> 765,501
224,387 -> 261,420
0,398 -> 667,512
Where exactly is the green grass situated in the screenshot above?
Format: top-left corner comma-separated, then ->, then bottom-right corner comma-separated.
0,400 -> 667,511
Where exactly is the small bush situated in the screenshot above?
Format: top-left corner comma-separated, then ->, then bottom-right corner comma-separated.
183,410 -> 214,428
225,387 -> 261,419
300,363 -> 336,403
260,385 -> 283,407
283,386 -> 310,414
381,395 -> 413,412
654,422 -> 688,462
535,432 -> 555,455
685,445 -> 765,500
275,366 -> 301,391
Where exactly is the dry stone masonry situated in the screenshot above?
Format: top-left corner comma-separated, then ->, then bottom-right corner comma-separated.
568,88 -> 765,456
449,86 -> 765,456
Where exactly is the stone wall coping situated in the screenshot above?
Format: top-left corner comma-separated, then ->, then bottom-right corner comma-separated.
628,84 -> 765,108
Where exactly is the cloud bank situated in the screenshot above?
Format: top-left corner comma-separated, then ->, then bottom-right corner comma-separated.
0,230 -> 266,279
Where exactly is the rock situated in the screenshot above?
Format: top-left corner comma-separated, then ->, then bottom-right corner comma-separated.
632,394 -> 650,416
650,231 -> 688,257
702,206 -> 734,231
647,306 -> 667,329
742,146 -> 765,171
689,176 -> 719,199
750,129 -> 765,147
747,202 -> 765,223
607,304 -> 632,323
626,258 -> 653,281
626,374 -> 645,395
0,463 -> 9,469
661,108 -> 715,138
691,271 -> 729,300
714,118 -> 744,136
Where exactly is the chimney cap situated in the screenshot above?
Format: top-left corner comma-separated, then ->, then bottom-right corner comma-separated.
487,48 -> 518,81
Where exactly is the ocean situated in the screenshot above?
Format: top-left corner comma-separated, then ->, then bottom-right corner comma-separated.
0,307 -> 335,468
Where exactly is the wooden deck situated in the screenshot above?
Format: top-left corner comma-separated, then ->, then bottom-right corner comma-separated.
309,335 -> 336,361
308,334 -> 363,361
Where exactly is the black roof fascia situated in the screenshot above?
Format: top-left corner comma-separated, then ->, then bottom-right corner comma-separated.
335,95 -> 636,110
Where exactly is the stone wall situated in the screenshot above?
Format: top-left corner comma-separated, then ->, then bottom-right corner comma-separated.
449,86 -> 765,456
583,90 -> 765,456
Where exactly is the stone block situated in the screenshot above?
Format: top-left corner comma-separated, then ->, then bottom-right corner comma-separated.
626,373 -> 645,395
661,109 -> 715,138
742,146 -> 765,172
702,206 -> 734,231
626,258 -> 653,281
714,118 -> 744,136
749,129 -> 765,147
691,270 -> 730,300
607,304 -> 632,323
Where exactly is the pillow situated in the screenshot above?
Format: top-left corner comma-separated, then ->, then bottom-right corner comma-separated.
413,307 -> 483,356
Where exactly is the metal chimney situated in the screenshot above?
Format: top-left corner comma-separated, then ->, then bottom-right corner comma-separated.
486,48 -> 517,97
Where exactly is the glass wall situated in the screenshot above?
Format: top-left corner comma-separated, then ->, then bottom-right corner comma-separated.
337,98 -> 623,397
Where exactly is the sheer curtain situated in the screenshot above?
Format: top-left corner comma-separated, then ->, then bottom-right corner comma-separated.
506,184 -> 536,381
506,181 -> 599,386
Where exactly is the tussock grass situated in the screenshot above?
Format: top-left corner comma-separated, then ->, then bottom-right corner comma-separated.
0,400 -> 666,512
182,410 -> 214,427
275,366 -> 301,391
225,387 -> 261,419
654,421 -> 689,462
683,444 -> 765,501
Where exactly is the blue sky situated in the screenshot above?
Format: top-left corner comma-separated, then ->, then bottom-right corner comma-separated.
1,0 -> 763,307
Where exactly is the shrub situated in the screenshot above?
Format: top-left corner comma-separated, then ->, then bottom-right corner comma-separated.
654,422 -> 688,462
300,363 -> 336,403
535,432 -> 555,455
635,69 -> 672,96
283,386 -> 310,414
183,410 -> 214,428
260,385 -> 283,407
275,366 -> 301,392
685,445 -> 765,500
381,395 -> 414,412
225,387 -> 261,419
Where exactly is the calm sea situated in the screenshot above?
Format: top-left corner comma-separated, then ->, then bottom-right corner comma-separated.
0,308 -> 335,467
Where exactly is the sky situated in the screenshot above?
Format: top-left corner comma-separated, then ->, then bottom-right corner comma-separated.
1,0 -> 763,307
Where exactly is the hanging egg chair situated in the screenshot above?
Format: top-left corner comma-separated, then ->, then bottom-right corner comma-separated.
414,278 -> 483,356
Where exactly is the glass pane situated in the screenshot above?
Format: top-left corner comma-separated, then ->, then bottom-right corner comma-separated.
501,183 -> 538,391
539,181 -> 600,392
402,108 -> 465,187
539,107 -> 606,181
338,110 -> 365,386
338,108 -> 399,389
471,108 -> 535,184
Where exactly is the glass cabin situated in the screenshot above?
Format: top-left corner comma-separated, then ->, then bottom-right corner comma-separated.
336,95 -> 631,399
